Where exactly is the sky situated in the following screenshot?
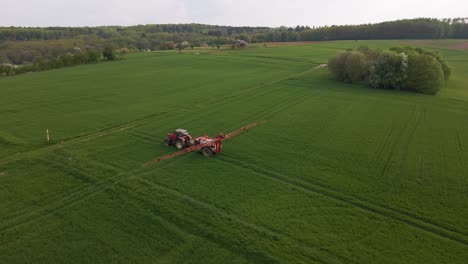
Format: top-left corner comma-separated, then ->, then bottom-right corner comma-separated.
1,0 -> 466,27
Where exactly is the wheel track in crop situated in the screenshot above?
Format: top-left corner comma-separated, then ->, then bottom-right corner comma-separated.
222,65 -> 327,133
217,155 -> 468,246
374,124 -> 394,164
223,89 -> 322,134
0,156 -> 179,235
0,171 -> 130,235
0,158 -> 346,264
122,177 -> 349,264
0,157 -> 121,223
0,65 -> 330,240
0,65 -> 326,167
456,129 -> 465,161
0,86 -> 325,233
0,98 -> 272,234
397,107 -> 424,180
307,101 -> 355,144
379,107 -> 417,180
455,129 -> 468,198
0,82 -> 317,234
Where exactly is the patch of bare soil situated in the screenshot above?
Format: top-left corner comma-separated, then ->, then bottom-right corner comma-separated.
449,42 -> 468,50
253,41 -> 333,47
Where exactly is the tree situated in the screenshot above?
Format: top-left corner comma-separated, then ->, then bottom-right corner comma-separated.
368,51 -> 408,90
86,50 -> 101,63
102,46 -> 116,60
328,51 -> 350,82
345,51 -> 368,83
174,41 -> 190,53
119,48 -> 129,55
165,41 -> 175,50
404,54 -> 444,94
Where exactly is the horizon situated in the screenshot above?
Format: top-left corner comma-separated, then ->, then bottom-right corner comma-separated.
2,0 -> 467,28
1,17 -> 465,29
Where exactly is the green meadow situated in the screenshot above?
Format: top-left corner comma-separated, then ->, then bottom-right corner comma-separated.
0,40 -> 467,263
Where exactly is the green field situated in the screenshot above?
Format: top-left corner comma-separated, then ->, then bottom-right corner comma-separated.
1,40 -> 467,263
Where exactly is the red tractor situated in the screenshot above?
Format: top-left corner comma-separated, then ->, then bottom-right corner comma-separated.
164,128 -> 195,149
145,122 -> 265,167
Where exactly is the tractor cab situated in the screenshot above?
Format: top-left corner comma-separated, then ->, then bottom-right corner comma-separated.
164,128 -> 194,149
174,129 -> 190,138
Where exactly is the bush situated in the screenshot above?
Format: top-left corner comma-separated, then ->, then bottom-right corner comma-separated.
119,48 -> 129,55
345,51 -> 368,83
102,46 -> 116,60
329,50 -> 368,83
405,54 -> 444,94
165,41 -> 175,50
369,51 -> 408,90
86,50 -> 101,63
328,51 -> 349,82
328,46 -> 449,95
430,52 -> 451,80
391,47 -> 451,80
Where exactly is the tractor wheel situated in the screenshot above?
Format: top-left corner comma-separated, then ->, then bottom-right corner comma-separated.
201,147 -> 214,157
175,140 -> 184,150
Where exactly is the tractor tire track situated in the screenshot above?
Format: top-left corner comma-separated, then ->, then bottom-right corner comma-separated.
0,157 -> 121,223
0,171 -> 129,235
455,129 -> 468,198
0,65 -> 329,243
308,102 -> 355,143
0,157 -> 179,235
0,65 -> 326,167
456,130 -> 465,159
123,177 -> 348,264
230,89 -> 322,130
398,107 -> 424,178
0,140 -> 206,235
374,124 -> 394,163
380,107 -> 417,179
217,155 -> 468,246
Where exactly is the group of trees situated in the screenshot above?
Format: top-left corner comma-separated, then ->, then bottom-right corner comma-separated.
328,46 -> 451,94
0,46 -> 117,77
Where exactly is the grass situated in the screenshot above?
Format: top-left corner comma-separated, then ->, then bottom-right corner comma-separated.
0,40 -> 467,263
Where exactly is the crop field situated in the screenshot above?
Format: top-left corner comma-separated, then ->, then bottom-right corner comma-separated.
0,40 -> 468,263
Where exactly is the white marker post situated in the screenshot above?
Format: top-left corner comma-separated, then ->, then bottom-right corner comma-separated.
46,129 -> 50,142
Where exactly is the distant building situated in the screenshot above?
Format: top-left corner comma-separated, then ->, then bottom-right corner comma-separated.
235,39 -> 248,48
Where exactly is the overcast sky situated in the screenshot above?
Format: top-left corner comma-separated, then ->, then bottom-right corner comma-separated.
2,0 -> 466,27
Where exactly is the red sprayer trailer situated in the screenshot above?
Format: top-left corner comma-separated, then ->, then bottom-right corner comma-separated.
144,121 -> 264,166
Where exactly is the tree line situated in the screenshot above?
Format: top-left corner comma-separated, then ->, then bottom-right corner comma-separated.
301,18 -> 468,41
328,46 -> 451,95
0,18 -> 466,74
1,18 -> 466,43
0,46 -> 118,77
